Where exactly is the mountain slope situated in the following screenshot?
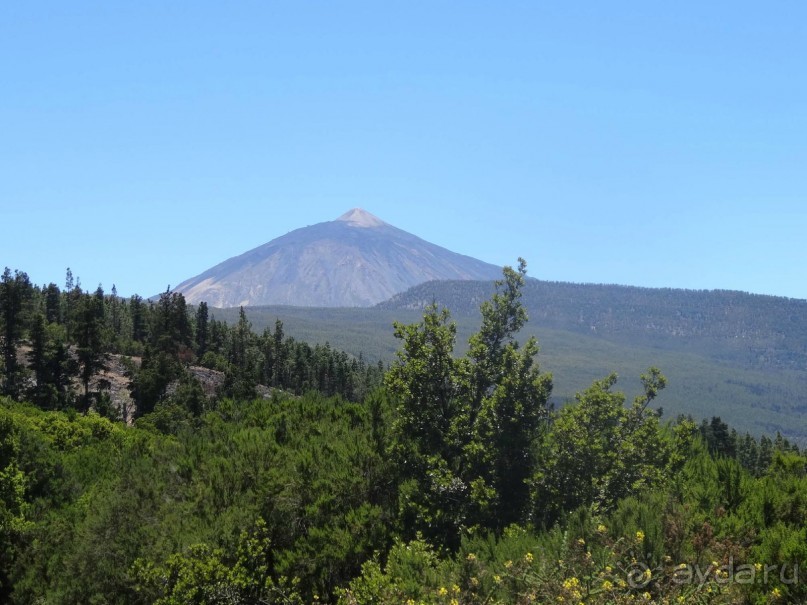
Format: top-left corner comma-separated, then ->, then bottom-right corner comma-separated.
213,279 -> 807,439
210,299 -> 807,442
173,209 -> 502,307
377,279 -> 807,370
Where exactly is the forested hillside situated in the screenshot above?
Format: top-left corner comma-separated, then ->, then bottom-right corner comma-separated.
378,279 -> 807,370
0,268 -> 383,423
216,279 -> 807,441
2,262 -> 807,604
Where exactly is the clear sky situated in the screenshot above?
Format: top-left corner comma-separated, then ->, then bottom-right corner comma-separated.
1,2 -> 805,299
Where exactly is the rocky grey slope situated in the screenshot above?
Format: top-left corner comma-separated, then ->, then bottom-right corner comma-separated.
173,208 -> 502,307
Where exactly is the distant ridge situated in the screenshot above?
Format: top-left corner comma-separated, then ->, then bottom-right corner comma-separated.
376,278 -> 807,371
172,208 -> 503,307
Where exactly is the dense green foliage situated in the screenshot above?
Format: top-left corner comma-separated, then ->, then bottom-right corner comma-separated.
2,262 -> 807,604
224,283 -> 807,440
0,268 -> 384,423
387,260 -> 552,545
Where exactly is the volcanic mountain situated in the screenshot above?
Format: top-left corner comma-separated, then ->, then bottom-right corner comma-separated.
173,208 -> 503,307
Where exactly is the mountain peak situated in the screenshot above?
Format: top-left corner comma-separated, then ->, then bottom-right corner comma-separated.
173,210 -> 502,307
335,208 -> 387,228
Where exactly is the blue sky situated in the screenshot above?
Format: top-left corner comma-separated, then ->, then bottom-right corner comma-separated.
1,2 -> 805,299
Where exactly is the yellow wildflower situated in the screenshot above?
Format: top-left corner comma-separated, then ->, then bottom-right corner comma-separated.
635,530 -> 645,543
438,586 -> 448,596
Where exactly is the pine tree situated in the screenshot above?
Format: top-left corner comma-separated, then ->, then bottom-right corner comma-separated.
74,291 -> 107,411
27,312 -> 50,407
108,284 -> 123,346
130,294 -> 147,343
195,301 -> 209,358
222,307 -> 257,400
0,268 -> 33,398
272,319 -> 287,388
44,282 -> 61,324
758,435 -> 773,474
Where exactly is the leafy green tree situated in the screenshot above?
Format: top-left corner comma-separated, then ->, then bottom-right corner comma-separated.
387,304 -> 468,543
131,347 -> 178,418
0,410 -> 30,600
388,304 -> 461,466
134,519 -> 304,605
168,370 -> 207,417
464,259 -> 553,530
533,368 -> 670,527
387,259 -> 552,544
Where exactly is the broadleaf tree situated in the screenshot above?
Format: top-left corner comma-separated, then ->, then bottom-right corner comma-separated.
386,259 -> 552,545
